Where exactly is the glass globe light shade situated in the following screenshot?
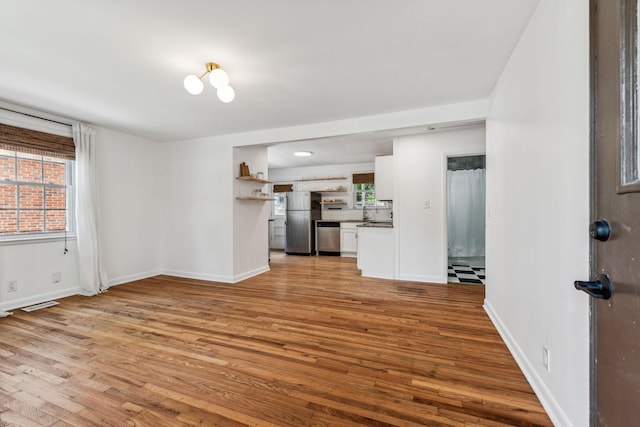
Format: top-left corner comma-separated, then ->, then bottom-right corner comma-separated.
209,68 -> 229,89
183,74 -> 204,95
217,85 -> 235,103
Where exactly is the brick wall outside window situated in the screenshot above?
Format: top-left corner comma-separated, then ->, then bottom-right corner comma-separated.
0,149 -> 70,235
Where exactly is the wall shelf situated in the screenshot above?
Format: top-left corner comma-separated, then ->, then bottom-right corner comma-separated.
295,177 -> 346,182
318,187 -> 347,193
236,176 -> 272,184
236,174 -> 272,199
236,197 -> 275,201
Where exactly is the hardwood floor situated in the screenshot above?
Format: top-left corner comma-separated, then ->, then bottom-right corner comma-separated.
0,255 -> 552,426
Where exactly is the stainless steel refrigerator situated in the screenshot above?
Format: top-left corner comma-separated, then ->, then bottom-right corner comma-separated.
285,191 -> 321,255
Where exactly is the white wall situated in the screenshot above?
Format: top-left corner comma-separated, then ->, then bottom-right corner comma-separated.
0,239 -> 80,312
233,146 -> 270,280
96,127 -> 163,286
394,126 -> 486,283
162,138 -> 235,282
484,0 -> 589,426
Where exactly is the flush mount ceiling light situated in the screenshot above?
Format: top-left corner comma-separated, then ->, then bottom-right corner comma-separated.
294,151 -> 313,157
183,62 -> 235,103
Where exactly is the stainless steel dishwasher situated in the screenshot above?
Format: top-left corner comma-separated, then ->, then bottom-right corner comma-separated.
316,221 -> 341,255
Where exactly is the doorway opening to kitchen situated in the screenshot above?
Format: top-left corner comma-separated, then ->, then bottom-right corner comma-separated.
446,154 -> 486,285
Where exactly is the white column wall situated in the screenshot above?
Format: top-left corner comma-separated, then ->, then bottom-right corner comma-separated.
233,146 -> 270,281
162,138 -> 235,282
484,0 -> 590,425
95,127 -> 163,286
394,126 -> 486,283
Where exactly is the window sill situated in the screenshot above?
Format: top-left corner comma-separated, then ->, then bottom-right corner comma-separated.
0,233 -> 77,246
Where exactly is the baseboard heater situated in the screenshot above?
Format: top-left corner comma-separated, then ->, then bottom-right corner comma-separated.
21,301 -> 59,312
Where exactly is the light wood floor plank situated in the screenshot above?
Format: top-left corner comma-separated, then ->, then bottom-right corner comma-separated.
0,254 -> 551,426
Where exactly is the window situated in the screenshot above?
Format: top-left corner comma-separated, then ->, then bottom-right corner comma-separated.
0,149 -> 74,237
354,183 -> 384,208
0,115 -> 75,239
273,192 -> 286,216
272,184 -> 292,217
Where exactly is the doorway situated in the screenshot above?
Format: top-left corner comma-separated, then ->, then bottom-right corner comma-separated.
446,155 -> 486,284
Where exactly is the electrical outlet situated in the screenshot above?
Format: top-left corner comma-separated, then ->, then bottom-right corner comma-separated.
542,346 -> 551,372
424,200 -> 431,209
7,280 -> 17,292
52,272 -> 62,283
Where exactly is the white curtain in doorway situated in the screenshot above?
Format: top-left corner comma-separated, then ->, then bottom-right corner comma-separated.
447,168 -> 486,257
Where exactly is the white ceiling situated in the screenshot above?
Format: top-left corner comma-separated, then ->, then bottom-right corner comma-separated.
267,128 -> 400,169
0,0 -> 539,164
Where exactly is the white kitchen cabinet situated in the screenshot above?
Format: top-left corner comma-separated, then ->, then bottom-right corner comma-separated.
374,155 -> 394,201
340,222 -> 363,257
357,226 -> 395,279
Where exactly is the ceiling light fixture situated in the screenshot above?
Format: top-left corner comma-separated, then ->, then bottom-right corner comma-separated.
183,62 -> 235,103
294,151 -> 313,157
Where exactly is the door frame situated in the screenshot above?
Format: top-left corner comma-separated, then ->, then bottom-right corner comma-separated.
588,3 -> 597,424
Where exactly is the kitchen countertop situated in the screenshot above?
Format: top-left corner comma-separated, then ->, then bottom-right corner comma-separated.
316,219 -> 364,223
315,219 -> 393,227
357,221 -> 394,228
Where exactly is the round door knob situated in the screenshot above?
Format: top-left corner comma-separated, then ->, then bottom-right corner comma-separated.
590,219 -> 611,242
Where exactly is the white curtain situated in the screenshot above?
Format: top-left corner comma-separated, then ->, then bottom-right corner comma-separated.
73,124 -> 108,295
447,168 -> 486,257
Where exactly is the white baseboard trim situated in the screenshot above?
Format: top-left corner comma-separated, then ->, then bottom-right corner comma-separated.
396,273 -> 447,284
0,286 -> 81,312
362,273 -> 396,280
108,270 -> 163,287
484,299 -> 573,427
161,269 -> 234,284
162,265 -> 270,285
232,265 -> 270,283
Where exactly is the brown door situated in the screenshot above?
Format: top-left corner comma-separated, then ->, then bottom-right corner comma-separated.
579,0 -> 640,425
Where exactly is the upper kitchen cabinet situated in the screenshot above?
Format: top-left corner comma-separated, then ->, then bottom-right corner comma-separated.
374,155 -> 394,201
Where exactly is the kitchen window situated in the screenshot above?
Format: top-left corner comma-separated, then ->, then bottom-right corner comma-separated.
353,183 -> 384,208
273,192 -> 286,216
272,184 -> 292,217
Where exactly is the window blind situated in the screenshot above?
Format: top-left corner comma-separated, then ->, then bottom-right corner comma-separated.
0,123 -> 75,160
273,184 -> 293,193
352,173 -> 374,184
